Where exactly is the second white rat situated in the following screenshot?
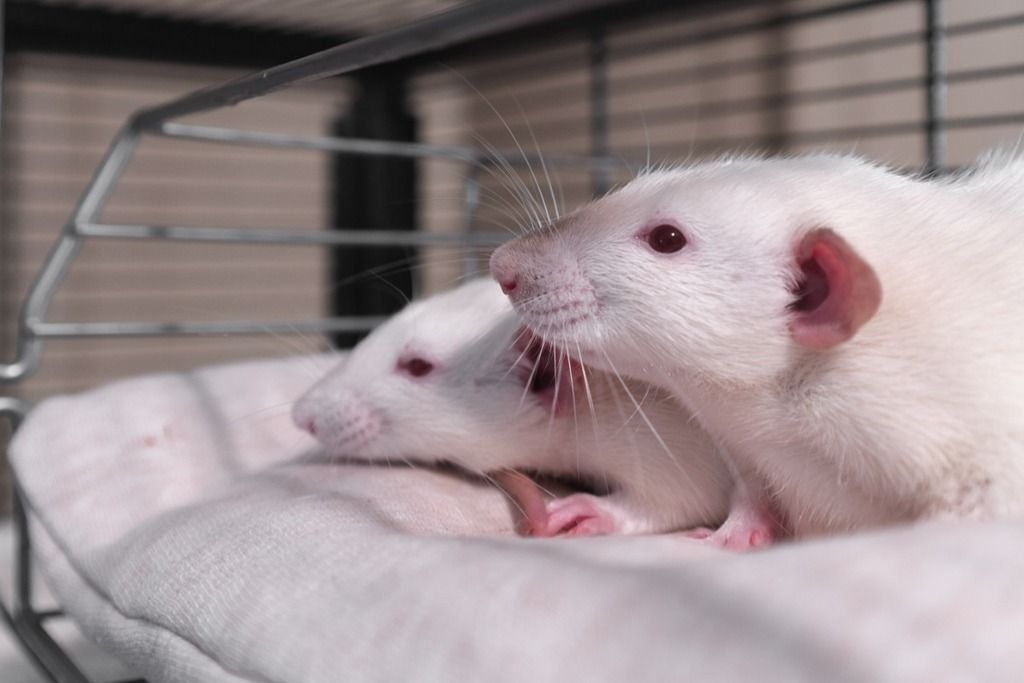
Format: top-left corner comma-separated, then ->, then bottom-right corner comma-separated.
292,278 -> 731,537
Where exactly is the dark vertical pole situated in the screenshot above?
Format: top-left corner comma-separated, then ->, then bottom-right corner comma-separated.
589,23 -> 609,197
924,0 -> 945,174
0,0 -> 6,148
330,67 -> 418,348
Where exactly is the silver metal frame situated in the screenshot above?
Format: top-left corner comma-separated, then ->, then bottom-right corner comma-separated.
0,0 -> 626,384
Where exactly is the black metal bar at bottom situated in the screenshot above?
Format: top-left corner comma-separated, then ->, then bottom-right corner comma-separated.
1,486 -> 93,682
10,611 -> 92,683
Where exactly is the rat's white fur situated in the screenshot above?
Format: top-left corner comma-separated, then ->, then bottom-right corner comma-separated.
292,278 -> 731,534
492,152 -> 1024,537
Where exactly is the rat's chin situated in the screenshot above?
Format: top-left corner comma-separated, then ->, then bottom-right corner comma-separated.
521,311 -> 601,354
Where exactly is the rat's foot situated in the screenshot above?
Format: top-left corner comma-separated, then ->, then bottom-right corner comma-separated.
532,493 -> 629,537
681,502 -> 781,551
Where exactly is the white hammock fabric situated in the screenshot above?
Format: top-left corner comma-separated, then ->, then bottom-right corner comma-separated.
10,355 -> 1024,682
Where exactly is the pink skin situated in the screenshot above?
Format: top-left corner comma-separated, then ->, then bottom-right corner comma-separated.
680,488 -> 783,550
496,473 -> 768,543
790,228 -> 882,350
493,471 -> 626,537
490,214 -> 881,550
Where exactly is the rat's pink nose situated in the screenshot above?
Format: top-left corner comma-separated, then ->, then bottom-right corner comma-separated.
490,245 -> 522,298
498,275 -> 518,295
297,415 -> 317,436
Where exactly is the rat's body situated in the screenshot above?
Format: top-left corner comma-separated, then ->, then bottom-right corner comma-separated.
292,278 -> 731,536
491,153 -> 1024,545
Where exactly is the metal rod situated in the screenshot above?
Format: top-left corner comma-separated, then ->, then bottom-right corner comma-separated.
11,612 -> 91,683
624,112 -> 1024,158
614,63 -> 1024,129
155,122 -> 626,170
134,0 -> 630,128
1,402 -> 86,682
1,124 -> 141,383
160,122 -> 478,163
12,484 -> 32,615
589,23 -> 610,196
31,318 -> 385,339
76,222 -> 508,248
609,9 -> 1024,100
611,0 -> 901,64
35,610 -> 64,622
924,0 -> 946,173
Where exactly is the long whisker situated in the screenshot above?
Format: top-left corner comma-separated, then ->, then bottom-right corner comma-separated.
574,338 -> 605,492
464,83 -> 552,228
500,330 -> 535,384
513,94 -> 559,224
472,135 -> 543,231
478,469 -> 529,520
226,399 -> 303,427
596,346 -> 700,493
452,75 -> 549,230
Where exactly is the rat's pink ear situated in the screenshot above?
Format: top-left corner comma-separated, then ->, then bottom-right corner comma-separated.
789,228 -> 881,350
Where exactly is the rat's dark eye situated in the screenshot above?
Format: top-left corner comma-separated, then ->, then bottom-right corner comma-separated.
398,357 -> 435,378
647,224 -> 687,254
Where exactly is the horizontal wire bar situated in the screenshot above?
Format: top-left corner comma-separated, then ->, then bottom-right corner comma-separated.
32,318 -> 385,339
631,112 -> 1024,155
76,223 -> 508,248
611,0 -> 903,63
155,123 -> 626,170
134,0 -> 630,126
160,122 -> 477,161
612,63 -> 1024,128
458,0 -> 906,90
610,10 -> 1024,95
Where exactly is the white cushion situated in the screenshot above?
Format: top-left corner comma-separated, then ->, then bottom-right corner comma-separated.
10,355 -> 1024,682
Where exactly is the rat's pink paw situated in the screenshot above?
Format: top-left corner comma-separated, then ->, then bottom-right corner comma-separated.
716,519 -> 775,550
532,493 -> 621,537
681,506 -> 780,551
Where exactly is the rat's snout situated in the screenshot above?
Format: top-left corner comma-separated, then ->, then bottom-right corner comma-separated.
292,394 -> 320,435
491,234 -> 599,343
491,237 -> 552,302
292,387 -> 381,454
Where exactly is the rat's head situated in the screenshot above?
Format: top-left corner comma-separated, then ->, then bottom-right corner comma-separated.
490,155 -> 886,385
291,279 -> 582,472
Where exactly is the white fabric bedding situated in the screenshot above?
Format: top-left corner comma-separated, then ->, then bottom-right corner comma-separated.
10,354 -> 1024,682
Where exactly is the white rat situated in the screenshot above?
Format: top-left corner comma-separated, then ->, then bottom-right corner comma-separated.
292,278 -> 731,537
490,152 -> 1024,549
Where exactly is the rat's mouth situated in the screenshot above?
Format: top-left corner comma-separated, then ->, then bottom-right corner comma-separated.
513,328 -> 583,416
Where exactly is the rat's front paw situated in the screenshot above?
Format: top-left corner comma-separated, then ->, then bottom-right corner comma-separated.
680,504 -> 780,551
532,493 -> 624,537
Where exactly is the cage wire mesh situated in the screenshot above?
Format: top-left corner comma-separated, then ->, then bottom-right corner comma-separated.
3,0 -> 1024,679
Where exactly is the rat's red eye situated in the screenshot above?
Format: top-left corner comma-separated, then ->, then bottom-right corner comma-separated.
647,224 -> 687,254
398,357 -> 435,378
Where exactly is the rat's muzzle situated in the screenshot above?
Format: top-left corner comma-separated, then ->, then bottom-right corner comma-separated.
292,388 -> 381,455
